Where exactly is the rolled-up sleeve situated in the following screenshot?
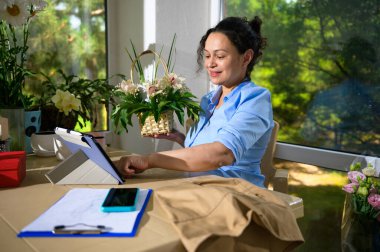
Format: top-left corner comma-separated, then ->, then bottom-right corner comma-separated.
216,88 -> 273,163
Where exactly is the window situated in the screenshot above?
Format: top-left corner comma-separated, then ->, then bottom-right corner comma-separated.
223,0 -> 380,158
27,0 -> 107,131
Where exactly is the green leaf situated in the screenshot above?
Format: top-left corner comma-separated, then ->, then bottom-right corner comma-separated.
129,40 -> 145,83
140,111 -> 151,125
168,103 -> 183,112
154,46 -> 164,80
158,100 -> 171,112
175,109 -> 185,125
167,33 -> 177,72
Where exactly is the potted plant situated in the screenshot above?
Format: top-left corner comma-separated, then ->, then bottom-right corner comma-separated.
32,69 -> 116,132
28,69 -> 117,158
0,0 -> 47,151
111,37 -> 201,136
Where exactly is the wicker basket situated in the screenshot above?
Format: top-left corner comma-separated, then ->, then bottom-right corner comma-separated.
139,111 -> 173,136
131,50 -> 173,136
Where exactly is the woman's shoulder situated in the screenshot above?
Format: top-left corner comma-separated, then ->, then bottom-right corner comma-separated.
242,81 -> 269,92
239,81 -> 271,100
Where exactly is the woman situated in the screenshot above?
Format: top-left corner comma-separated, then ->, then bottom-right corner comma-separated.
116,16 -> 273,187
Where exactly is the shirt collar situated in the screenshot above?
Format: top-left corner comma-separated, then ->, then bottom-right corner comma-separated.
209,79 -> 251,105
209,87 -> 222,106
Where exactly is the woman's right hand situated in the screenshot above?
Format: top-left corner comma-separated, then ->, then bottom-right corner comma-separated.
115,155 -> 149,177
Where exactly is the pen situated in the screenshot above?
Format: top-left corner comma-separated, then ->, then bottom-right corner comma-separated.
53,224 -> 112,234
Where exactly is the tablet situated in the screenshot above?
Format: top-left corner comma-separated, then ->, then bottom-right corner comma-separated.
47,127 -> 124,184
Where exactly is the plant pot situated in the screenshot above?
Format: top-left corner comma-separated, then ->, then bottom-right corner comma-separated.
40,106 -> 77,131
53,136 -> 71,161
24,110 -> 41,154
139,111 -> 173,136
30,131 -> 56,157
0,108 -> 25,151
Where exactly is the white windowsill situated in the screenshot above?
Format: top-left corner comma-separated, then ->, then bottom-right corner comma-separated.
275,142 -> 379,172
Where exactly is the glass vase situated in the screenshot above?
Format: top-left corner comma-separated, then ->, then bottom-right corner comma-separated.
341,195 -> 380,251
0,108 -> 25,151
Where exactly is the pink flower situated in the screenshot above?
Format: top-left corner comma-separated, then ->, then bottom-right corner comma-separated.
348,171 -> 366,183
148,86 -> 158,95
368,193 -> 380,210
343,183 -> 358,193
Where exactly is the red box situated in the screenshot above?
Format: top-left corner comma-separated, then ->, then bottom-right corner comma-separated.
0,151 -> 26,187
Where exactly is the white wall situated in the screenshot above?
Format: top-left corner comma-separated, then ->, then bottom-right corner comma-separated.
107,0 -> 212,154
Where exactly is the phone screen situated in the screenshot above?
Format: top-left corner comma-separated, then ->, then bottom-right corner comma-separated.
102,188 -> 139,212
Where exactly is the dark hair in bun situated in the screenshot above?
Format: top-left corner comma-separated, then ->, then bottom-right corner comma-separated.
197,16 -> 267,78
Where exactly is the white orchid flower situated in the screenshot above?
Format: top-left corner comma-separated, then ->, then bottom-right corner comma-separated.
52,89 -> 80,116
61,94 -> 80,116
51,89 -> 65,109
158,73 -> 183,90
119,79 -> 138,95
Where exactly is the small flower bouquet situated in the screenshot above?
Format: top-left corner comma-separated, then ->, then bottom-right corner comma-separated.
342,162 -> 380,220
112,43 -> 201,136
341,161 -> 380,250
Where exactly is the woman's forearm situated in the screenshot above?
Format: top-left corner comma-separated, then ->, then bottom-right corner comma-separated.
146,142 -> 235,172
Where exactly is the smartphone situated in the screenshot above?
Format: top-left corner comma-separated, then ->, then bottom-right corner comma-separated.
101,188 -> 139,212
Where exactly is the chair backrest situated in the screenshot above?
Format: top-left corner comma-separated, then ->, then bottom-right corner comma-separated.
260,121 -> 280,188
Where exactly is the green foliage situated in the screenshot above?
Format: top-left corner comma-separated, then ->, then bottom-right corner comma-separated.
112,84 -> 201,133
35,69 -> 116,130
0,3 -> 44,108
21,0 -> 108,130
225,0 -> 380,155
26,0 -> 107,93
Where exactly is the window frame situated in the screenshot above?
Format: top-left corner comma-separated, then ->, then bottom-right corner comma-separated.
275,142 -> 373,172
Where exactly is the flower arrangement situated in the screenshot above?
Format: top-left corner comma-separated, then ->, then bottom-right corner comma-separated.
342,162 -> 380,220
0,0 -> 47,108
35,69 -> 115,131
111,37 -> 201,135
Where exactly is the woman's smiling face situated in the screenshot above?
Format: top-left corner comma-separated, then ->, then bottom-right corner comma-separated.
204,32 -> 251,89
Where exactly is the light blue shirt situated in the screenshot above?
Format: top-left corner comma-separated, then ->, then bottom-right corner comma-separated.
184,80 -> 274,187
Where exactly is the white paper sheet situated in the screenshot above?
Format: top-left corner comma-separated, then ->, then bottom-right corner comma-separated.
20,188 -> 150,234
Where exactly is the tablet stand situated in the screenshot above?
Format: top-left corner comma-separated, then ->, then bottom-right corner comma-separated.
45,149 -> 120,184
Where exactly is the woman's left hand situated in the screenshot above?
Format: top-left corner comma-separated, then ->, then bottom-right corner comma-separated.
145,129 -> 186,147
